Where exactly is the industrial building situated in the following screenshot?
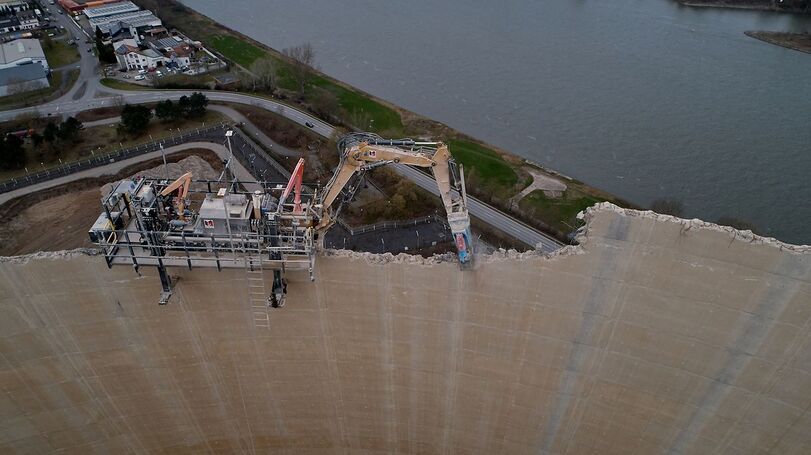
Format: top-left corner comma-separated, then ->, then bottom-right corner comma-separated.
0,38 -> 47,70
82,0 -> 138,19
0,38 -> 48,94
0,61 -> 47,95
87,9 -> 161,35
0,0 -> 28,13
58,0 -> 124,14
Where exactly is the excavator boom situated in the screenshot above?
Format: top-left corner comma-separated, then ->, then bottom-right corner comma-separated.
319,133 -> 474,267
159,172 -> 192,221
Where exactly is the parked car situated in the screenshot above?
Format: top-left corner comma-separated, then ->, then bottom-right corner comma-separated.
134,75 -> 145,81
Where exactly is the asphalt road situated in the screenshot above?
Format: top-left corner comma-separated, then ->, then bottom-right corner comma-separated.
0,20 -> 562,251
394,165 -> 563,252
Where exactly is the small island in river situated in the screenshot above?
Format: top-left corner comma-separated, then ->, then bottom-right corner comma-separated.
677,1 -> 811,54
745,31 -> 811,53
677,0 -> 810,13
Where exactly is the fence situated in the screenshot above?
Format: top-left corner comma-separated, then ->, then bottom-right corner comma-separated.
0,123 -> 232,195
334,214 -> 449,236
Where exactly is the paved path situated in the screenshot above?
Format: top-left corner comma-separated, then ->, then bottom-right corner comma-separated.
0,24 -> 562,251
0,142 -> 258,205
394,165 -> 563,252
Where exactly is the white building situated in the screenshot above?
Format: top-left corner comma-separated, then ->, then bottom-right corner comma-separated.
114,44 -> 164,70
0,39 -> 47,71
0,0 -> 28,14
15,9 -> 38,30
147,37 -> 194,69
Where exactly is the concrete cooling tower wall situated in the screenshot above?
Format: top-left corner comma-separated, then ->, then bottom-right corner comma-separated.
0,203 -> 809,454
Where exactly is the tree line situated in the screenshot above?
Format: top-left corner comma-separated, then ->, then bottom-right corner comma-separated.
119,92 -> 208,136
0,116 -> 85,171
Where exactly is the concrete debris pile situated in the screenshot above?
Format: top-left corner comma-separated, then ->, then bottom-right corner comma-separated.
99,155 -> 219,196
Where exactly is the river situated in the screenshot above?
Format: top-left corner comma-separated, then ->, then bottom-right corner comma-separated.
182,0 -> 811,244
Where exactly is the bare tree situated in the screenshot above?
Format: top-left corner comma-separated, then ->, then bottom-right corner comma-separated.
309,89 -> 339,120
249,57 -> 277,92
282,43 -> 316,96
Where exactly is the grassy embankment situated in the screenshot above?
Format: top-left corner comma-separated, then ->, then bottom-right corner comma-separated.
100,78 -> 150,91
0,110 -> 224,181
130,0 -> 632,240
207,35 -> 404,134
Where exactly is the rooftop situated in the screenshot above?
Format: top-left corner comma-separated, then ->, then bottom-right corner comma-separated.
0,62 -> 48,86
87,9 -> 156,29
0,39 -> 44,65
83,1 -> 138,19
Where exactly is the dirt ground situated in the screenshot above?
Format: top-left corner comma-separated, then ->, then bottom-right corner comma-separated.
0,188 -> 101,255
0,150 -> 223,257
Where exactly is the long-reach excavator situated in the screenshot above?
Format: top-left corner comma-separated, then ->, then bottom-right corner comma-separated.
159,171 -> 192,221
316,133 -> 474,266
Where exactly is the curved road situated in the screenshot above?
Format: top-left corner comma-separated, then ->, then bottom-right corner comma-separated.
0,35 -> 563,251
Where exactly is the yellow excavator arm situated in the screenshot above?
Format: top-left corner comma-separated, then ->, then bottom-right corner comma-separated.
319,134 -> 473,266
159,172 -> 192,220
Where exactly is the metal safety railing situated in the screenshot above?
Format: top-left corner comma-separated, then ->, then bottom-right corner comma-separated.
0,122 -> 232,195
334,214 -> 449,236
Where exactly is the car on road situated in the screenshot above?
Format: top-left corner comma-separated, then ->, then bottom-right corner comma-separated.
305,121 -> 315,128
86,48 -> 92,53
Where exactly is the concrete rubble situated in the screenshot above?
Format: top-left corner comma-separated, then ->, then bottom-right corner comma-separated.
0,203 -> 809,453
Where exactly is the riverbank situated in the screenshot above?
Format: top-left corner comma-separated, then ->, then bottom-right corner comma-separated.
132,0 -> 637,242
745,30 -> 811,53
678,0 -> 811,13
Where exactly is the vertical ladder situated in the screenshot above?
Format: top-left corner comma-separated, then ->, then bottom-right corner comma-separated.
244,239 -> 270,330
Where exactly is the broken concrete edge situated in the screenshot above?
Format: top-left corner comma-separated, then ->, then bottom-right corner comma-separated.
0,248 -> 101,264
2,203 -> 808,265
580,202 -> 811,254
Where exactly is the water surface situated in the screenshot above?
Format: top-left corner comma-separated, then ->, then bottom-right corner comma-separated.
183,0 -> 811,243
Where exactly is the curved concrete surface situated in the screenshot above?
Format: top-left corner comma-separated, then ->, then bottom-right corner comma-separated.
0,204 -> 809,454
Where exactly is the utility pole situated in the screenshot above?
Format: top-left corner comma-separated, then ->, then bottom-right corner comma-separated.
160,143 -> 167,180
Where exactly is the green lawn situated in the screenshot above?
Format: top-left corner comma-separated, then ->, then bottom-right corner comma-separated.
447,139 -> 519,194
42,41 -> 80,68
310,76 -> 403,133
519,189 -> 603,235
100,78 -> 153,90
207,35 -> 267,68
171,30 -> 404,134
